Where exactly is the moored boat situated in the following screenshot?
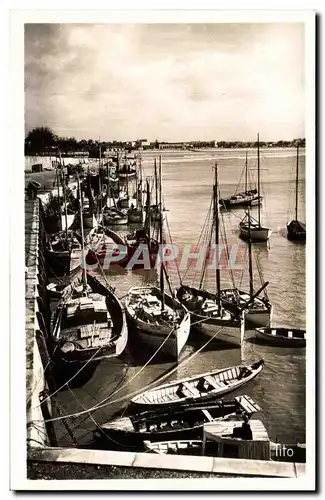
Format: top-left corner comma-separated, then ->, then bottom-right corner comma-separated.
125,286 -> 190,359
97,395 -> 261,448
255,327 -> 306,347
220,289 -> 272,328
102,206 -> 128,226
176,164 -> 245,346
51,273 -> 128,363
239,134 -> 271,243
219,152 -> 262,209
287,143 -> 306,241
131,359 -> 264,410
144,423 -> 306,462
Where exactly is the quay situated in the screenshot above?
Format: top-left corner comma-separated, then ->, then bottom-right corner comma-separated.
24,193 -> 306,481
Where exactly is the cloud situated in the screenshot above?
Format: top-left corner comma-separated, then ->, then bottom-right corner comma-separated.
25,23 -> 305,141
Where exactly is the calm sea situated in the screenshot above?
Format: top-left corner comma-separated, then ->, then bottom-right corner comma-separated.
26,148 -> 306,448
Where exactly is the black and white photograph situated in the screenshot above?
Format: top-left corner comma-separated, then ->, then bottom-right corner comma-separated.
9,8 -> 315,491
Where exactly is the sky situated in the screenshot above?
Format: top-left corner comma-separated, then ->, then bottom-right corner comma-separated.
24,23 -> 305,142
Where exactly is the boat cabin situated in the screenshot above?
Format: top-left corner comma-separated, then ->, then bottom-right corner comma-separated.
202,419 -> 270,460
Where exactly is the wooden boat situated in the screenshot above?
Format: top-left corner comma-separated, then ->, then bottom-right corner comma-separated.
51,176 -> 128,363
255,327 -> 306,347
239,134 -> 271,243
97,395 -> 261,448
176,164 -> 245,346
125,158 -> 190,359
125,286 -> 190,359
144,421 -> 306,462
221,203 -> 273,328
219,152 -> 262,209
220,288 -> 272,328
239,214 -> 271,243
51,273 -> 128,363
130,359 -> 264,410
102,206 -> 128,226
84,225 -> 159,270
287,143 -> 306,241
46,230 -> 82,276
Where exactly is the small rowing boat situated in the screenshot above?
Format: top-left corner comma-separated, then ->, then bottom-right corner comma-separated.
255,327 -> 306,347
130,359 -> 264,410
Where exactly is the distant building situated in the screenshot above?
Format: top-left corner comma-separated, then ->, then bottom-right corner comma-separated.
136,139 -> 150,148
159,142 -> 190,150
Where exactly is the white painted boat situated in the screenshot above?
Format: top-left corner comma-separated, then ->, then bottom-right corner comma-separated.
176,285 -> 244,346
220,289 -> 273,328
131,360 -> 264,409
125,286 -> 191,359
239,221 -> 271,243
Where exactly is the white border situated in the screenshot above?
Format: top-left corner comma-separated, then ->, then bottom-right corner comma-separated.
8,7 -> 316,493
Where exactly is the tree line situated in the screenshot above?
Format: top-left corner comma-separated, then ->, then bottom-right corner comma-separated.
25,126 -> 306,157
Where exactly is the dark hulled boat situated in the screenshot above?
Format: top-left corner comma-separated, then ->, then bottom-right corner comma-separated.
97,395 -> 261,448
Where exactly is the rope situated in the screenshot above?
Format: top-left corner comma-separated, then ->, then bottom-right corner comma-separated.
31,320 -> 230,425
31,346 -> 104,411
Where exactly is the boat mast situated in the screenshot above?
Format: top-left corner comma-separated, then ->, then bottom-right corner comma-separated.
214,163 -> 221,307
245,151 -> 248,192
295,142 -> 300,222
159,156 -> 165,310
139,153 -> 143,209
247,205 -> 254,299
257,133 -> 261,226
59,151 -> 69,242
98,140 -> 102,217
77,175 -> 88,290
154,158 -> 158,207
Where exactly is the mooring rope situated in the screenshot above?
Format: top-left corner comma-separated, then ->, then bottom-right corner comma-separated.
31,321 -> 228,424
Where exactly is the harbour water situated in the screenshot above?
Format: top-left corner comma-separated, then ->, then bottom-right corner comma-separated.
26,148 -> 306,449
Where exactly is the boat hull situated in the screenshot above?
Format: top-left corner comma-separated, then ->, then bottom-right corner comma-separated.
220,290 -> 272,328
52,275 -> 128,364
220,194 -> 262,209
131,361 -> 264,410
239,224 -> 271,242
287,221 -> 306,241
125,287 -> 191,359
255,327 -> 306,347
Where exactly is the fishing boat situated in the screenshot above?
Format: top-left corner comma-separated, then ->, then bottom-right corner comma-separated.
130,359 -> 264,410
85,223 -> 159,270
46,229 -> 81,276
239,134 -> 271,243
220,204 -> 273,328
102,206 -> 128,226
255,327 -> 306,347
219,152 -> 262,209
287,143 -> 306,241
144,419 -> 306,463
176,164 -> 245,346
124,158 -> 190,359
97,395 -> 261,448
51,177 -> 128,363
127,159 -> 144,223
